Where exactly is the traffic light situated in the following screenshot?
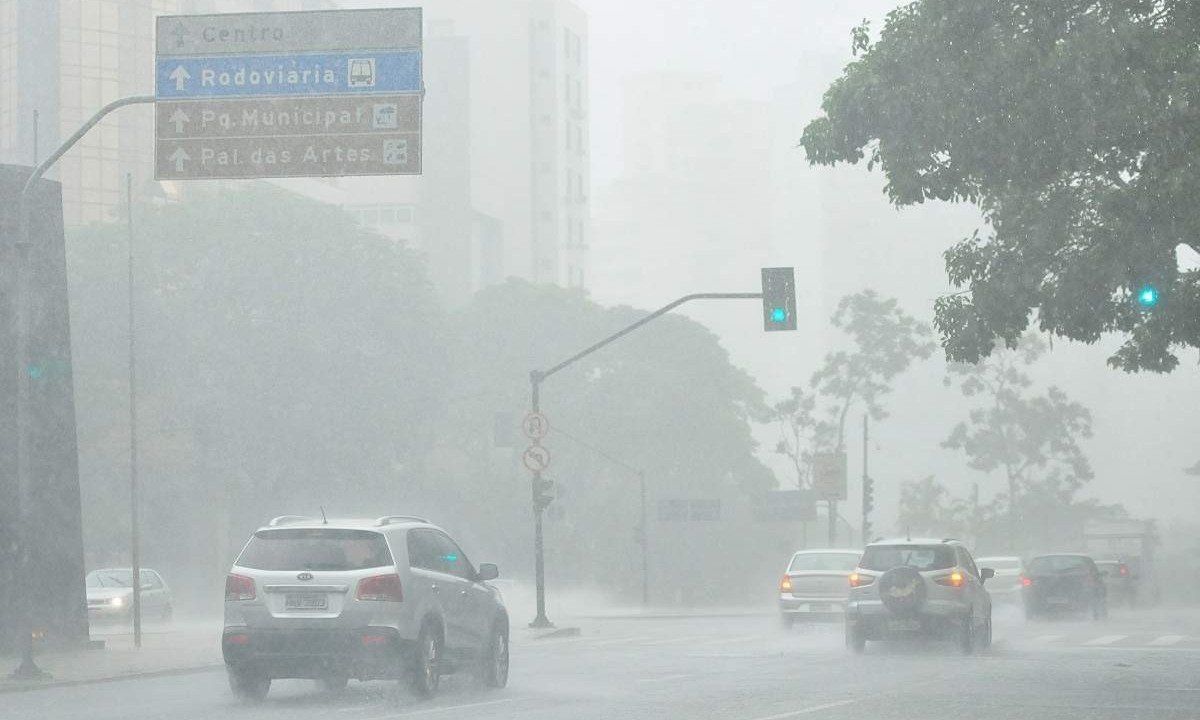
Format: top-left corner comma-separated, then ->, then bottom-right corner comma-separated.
1136,284 -> 1160,309
761,267 -> 797,332
533,477 -> 555,510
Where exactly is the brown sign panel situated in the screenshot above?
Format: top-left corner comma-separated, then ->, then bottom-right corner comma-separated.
157,8 -> 422,56
156,95 -> 421,139
155,132 -> 421,179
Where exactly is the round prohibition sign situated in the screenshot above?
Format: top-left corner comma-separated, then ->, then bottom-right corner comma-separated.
522,445 -> 551,473
522,412 -> 550,441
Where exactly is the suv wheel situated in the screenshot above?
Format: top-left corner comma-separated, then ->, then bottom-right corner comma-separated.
957,614 -> 975,655
980,612 -> 993,650
1092,598 -> 1108,621
228,666 -> 270,703
409,622 -> 443,698
478,621 -> 509,688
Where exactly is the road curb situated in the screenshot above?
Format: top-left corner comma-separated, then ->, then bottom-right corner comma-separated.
528,626 -> 582,640
0,663 -> 224,694
575,611 -> 773,621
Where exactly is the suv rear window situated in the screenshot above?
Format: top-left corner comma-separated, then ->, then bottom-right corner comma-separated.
1027,555 -> 1090,575
236,529 -> 394,571
860,545 -> 956,572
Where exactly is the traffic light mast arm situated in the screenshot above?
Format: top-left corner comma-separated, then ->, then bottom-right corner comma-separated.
535,292 -> 762,385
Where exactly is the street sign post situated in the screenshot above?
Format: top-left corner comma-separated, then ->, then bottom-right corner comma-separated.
155,8 -> 422,180
812,451 -> 848,501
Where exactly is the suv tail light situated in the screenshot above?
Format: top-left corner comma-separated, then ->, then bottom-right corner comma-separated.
1119,564 -> 1129,576
780,575 -> 792,593
357,573 -> 403,602
1020,576 -> 1033,587
935,571 -> 965,588
849,572 -> 875,588
225,574 -> 255,601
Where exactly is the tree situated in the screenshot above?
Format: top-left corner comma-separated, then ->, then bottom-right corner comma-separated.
810,290 -> 936,449
801,1 -> 1200,372
771,386 -> 818,489
429,280 -> 777,605
942,333 -> 1095,551
67,184 -> 447,584
897,476 -> 971,539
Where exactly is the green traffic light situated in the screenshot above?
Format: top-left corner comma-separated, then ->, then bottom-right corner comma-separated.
771,307 -> 787,323
1137,285 -> 1159,308
28,367 -> 44,380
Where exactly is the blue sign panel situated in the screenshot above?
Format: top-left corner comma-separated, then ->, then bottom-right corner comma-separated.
156,51 -> 421,99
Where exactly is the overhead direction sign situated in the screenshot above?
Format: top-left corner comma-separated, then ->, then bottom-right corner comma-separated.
155,7 -> 422,181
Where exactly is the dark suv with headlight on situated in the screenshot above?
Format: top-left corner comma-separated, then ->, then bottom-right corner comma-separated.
845,538 -> 994,654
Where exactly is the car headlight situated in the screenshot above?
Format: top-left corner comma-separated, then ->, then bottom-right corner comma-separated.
110,596 -> 124,607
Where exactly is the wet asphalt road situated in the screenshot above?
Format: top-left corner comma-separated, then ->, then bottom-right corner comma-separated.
7,604 -> 1200,720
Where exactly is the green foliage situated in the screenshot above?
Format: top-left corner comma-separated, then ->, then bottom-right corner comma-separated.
942,333 -> 1099,550
801,0 -> 1200,371
68,184 -> 446,568
810,290 -> 936,447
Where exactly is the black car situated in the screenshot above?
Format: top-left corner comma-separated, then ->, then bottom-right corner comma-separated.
1021,554 -> 1107,620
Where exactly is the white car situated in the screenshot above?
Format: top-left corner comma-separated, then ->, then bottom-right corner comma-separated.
779,549 -> 862,626
85,568 -> 173,624
976,556 -> 1023,602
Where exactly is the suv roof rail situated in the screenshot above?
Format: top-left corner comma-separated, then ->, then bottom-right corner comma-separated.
268,515 -> 314,526
375,515 -> 429,527
941,537 -> 959,543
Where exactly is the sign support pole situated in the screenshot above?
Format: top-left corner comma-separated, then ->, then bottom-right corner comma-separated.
11,93 -> 153,681
526,292 -> 761,629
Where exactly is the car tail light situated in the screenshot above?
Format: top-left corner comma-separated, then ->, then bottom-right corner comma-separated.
362,633 -> 390,647
357,573 -> 403,602
849,572 -> 875,588
224,632 -> 250,646
1020,576 -> 1033,587
936,571 -> 965,588
1119,565 -> 1129,576
225,574 -> 255,601
780,575 -> 792,593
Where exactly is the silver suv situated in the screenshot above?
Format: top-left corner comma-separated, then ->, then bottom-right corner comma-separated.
222,515 -> 509,701
845,538 -> 994,654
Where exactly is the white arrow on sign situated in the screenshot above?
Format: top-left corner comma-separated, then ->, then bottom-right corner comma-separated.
168,109 -> 189,134
169,66 -> 191,91
168,147 -> 190,172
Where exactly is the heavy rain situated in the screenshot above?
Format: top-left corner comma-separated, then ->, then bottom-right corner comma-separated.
1,1 -> 1199,719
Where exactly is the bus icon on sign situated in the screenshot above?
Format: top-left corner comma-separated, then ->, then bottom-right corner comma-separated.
347,58 -> 376,88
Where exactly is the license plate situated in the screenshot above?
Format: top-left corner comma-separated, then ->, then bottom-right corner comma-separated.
887,618 -> 921,632
809,603 -> 833,613
285,594 -> 327,610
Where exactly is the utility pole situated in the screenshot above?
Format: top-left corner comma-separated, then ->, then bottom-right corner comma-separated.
638,471 -> 648,607
862,414 -> 872,544
127,174 -> 142,648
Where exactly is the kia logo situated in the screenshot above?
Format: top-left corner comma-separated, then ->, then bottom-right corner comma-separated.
297,572 -> 314,581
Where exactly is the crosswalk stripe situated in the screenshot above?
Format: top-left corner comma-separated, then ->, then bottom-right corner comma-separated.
1083,634 -> 1128,646
1148,635 -> 1187,646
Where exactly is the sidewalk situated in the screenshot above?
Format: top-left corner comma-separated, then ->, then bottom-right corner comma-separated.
0,625 -> 223,693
